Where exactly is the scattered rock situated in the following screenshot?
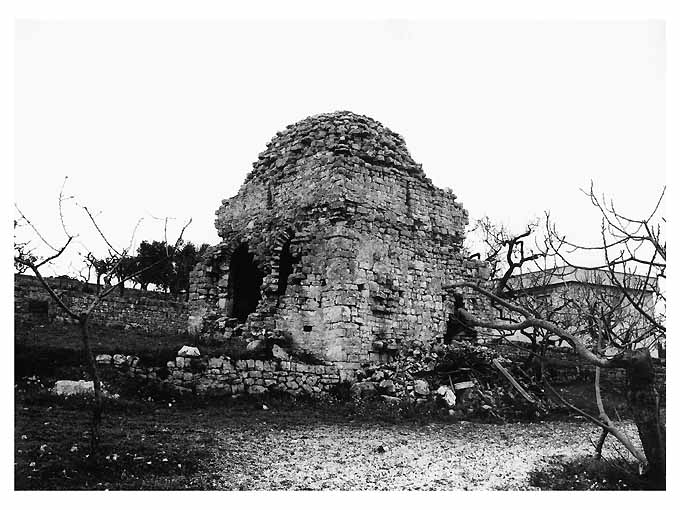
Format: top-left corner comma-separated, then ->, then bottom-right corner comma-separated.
271,344 -> 290,360
52,380 -> 114,398
378,379 -> 396,394
454,380 -> 475,391
413,379 -> 430,396
350,381 -> 377,399
246,339 -> 265,352
436,385 -> 457,407
380,395 -> 401,404
178,345 -> 201,357
95,354 -> 112,364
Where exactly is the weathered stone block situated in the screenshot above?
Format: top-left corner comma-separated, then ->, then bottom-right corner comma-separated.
208,357 -> 224,369
248,385 -> 266,394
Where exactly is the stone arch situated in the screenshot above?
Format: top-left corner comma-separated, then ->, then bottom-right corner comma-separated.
206,240 -> 242,297
203,238 -> 264,316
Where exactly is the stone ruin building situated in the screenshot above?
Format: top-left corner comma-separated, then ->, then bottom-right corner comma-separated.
188,111 -> 488,368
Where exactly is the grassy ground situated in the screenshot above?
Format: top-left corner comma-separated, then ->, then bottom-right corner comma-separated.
15,322 -> 195,381
15,322 -> 318,383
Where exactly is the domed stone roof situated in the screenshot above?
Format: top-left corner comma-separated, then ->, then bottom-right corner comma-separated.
244,111 -> 425,183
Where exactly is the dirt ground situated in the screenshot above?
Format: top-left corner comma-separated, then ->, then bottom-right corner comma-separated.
16,389 -> 648,490
202,415 -> 643,490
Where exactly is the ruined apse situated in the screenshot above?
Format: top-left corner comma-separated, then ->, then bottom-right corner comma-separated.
188,111 -> 488,365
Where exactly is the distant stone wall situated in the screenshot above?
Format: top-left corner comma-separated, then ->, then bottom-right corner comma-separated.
14,274 -> 188,335
491,343 -> 666,398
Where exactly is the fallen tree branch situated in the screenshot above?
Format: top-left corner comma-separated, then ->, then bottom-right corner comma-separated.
492,359 -> 536,404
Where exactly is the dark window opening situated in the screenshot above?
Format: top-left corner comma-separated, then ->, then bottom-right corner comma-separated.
405,183 -> 412,216
444,293 -> 478,344
303,325 -> 313,332
267,186 -> 273,209
28,300 -> 49,322
228,243 -> 264,323
277,239 -> 300,296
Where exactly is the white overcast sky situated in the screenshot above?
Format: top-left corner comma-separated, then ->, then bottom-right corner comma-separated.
14,19 -> 665,275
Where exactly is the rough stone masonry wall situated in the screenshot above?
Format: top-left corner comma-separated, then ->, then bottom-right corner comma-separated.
15,274 -> 188,335
188,112 -> 491,366
97,353 -> 347,397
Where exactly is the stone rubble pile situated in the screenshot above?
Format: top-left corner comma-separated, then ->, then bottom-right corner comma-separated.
349,341 -> 551,419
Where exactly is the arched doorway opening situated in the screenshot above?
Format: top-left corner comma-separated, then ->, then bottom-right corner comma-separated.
228,243 -> 264,322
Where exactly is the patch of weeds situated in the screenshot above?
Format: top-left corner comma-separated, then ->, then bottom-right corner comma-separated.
340,396 -> 442,424
15,322 -> 194,372
15,346 -> 90,383
328,381 -> 352,402
99,368 -> 178,403
528,455 -> 660,491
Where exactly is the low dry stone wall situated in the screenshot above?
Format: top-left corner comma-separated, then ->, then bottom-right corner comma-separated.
97,352 -> 354,397
491,343 -> 666,400
14,274 -> 188,335
492,343 -> 666,381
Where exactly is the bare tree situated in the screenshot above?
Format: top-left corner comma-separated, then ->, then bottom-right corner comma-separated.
14,181 -> 191,456
84,251 -> 118,290
453,186 -> 665,485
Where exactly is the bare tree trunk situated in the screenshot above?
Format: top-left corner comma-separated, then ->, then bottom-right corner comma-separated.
594,428 -> 608,459
593,336 -> 609,460
79,314 -> 104,456
626,348 -> 665,487
593,365 -> 608,460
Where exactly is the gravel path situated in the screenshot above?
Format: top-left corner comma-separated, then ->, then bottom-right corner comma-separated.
207,418 -> 641,490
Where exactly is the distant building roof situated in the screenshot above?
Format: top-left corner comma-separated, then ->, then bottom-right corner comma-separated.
506,266 -> 657,293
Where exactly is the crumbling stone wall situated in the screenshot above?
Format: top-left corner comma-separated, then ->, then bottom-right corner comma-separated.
14,274 -> 188,335
189,112 -> 490,365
